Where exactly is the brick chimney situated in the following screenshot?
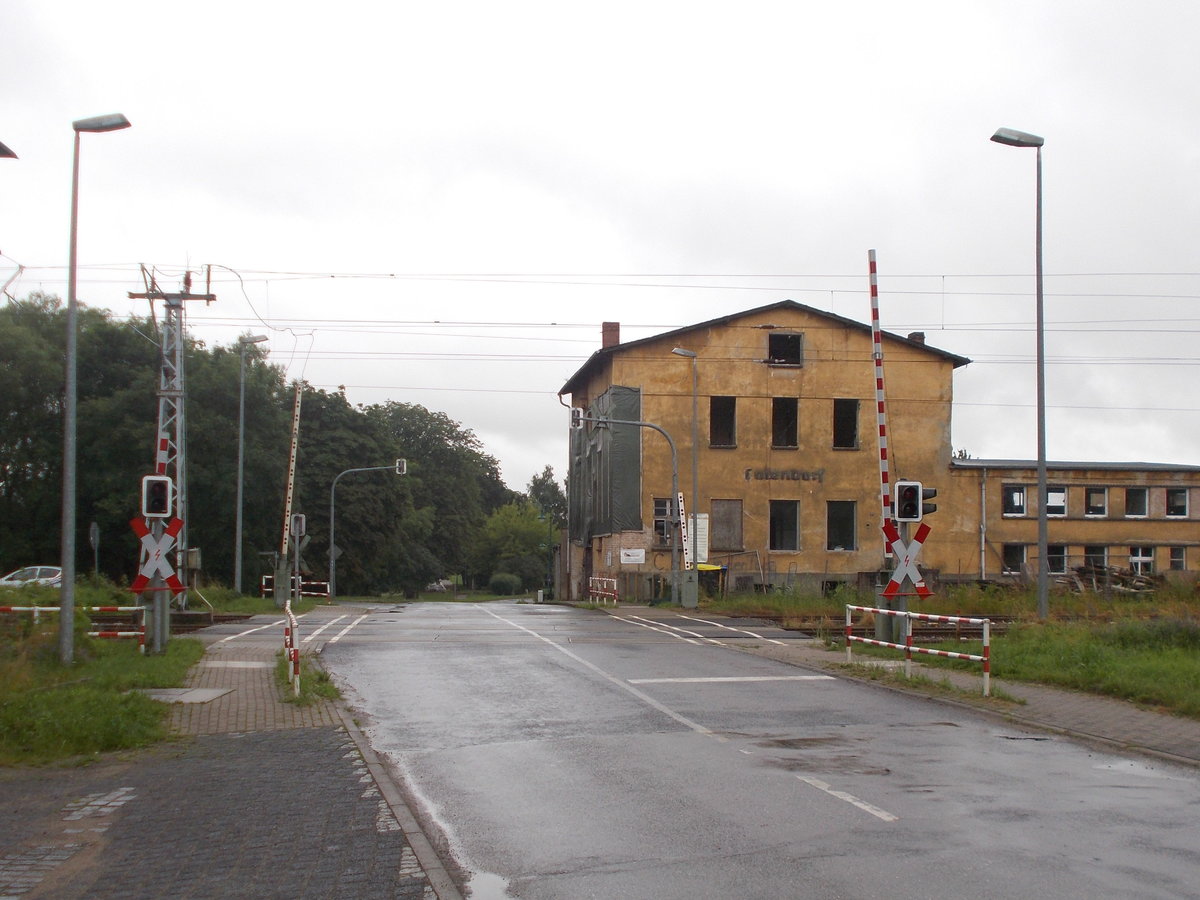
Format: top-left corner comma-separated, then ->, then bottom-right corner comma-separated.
602,321 -> 620,348
907,331 -> 926,344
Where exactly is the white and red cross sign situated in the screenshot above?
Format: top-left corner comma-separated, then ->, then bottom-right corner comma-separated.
129,516 -> 185,595
882,520 -> 932,599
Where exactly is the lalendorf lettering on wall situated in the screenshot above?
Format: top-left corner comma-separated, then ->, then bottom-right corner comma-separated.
744,468 -> 824,482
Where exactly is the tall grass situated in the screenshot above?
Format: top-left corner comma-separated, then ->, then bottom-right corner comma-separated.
0,619 -> 203,765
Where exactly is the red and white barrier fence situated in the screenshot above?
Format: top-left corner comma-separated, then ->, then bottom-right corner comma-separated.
2,604 -> 146,653
587,576 -> 619,606
282,605 -> 301,696
845,604 -> 992,696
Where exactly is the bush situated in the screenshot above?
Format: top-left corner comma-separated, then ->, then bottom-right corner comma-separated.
488,572 -> 523,596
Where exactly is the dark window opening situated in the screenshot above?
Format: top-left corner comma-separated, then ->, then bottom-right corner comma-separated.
710,396 -> 736,447
826,501 -> 856,551
1047,544 -> 1067,574
833,399 -> 859,449
1002,544 -> 1025,574
769,500 -> 799,551
767,333 -> 803,365
771,397 -> 798,448
1084,545 -> 1107,568
1125,488 -> 1148,517
1167,488 -> 1188,518
1002,485 -> 1026,516
1085,487 -> 1107,517
653,497 -> 672,547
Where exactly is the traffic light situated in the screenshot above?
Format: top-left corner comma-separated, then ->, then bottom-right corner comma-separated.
920,485 -> 938,517
894,481 -> 923,523
141,475 -> 173,518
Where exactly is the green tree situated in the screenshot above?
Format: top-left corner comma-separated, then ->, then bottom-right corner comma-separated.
472,501 -> 552,590
526,465 -> 567,528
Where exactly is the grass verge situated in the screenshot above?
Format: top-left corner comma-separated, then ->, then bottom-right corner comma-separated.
0,628 -> 204,766
275,651 -> 341,706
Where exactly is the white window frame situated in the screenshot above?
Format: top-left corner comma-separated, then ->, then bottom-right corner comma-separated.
1125,487 -> 1148,518
1166,488 -> 1188,518
1002,485 -> 1026,517
1084,487 -> 1107,518
1169,547 -> 1185,571
1045,485 -> 1067,518
1001,544 -> 1025,574
1047,544 -> 1067,574
1129,545 -> 1154,575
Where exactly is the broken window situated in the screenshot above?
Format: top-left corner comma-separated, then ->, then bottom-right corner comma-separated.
1129,545 -> 1154,575
1001,544 -> 1025,574
832,399 -> 859,449
652,497 -> 672,547
1047,544 -> 1067,574
769,500 -> 800,551
1083,545 -> 1107,568
771,397 -> 798,449
1002,485 -> 1026,516
1045,486 -> 1067,517
1085,487 -> 1107,517
1125,487 -> 1148,518
1166,488 -> 1188,518
710,396 -> 736,447
767,332 -> 803,365
826,501 -> 856,551
709,499 -> 743,552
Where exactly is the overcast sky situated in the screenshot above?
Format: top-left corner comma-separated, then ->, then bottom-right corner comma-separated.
3,1 -> 1199,491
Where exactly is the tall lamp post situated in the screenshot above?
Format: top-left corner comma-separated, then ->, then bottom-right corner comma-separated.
671,347 -> 699,607
991,126 -> 1048,620
60,113 -> 131,665
235,334 -> 269,594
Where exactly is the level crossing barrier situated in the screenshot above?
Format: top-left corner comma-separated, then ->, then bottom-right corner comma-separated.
260,575 -> 330,598
845,604 -> 991,696
587,576 -> 619,606
282,605 -> 300,697
2,604 -> 147,653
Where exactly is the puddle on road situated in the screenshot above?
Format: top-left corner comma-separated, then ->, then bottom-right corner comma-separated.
467,871 -> 513,898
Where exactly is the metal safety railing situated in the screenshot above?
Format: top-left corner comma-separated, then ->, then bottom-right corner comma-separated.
845,604 -> 992,696
282,605 -> 301,697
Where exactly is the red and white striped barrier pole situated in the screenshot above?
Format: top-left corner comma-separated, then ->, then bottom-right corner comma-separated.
868,250 -> 895,555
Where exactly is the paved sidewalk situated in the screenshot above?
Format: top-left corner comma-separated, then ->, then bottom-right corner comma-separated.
0,605 -> 461,900
617,605 -> 1200,769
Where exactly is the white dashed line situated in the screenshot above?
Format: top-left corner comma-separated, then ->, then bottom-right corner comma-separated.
796,775 -> 898,822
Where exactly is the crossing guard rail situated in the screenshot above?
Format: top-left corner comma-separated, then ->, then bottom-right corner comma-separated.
2,604 -> 147,653
587,576 -> 619,606
282,604 -> 301,697
845,604 -> 992,697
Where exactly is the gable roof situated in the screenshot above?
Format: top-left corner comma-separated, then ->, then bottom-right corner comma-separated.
558,299 -> 971,395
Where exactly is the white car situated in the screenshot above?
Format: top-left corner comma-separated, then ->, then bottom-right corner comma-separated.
0,566 -> 63,588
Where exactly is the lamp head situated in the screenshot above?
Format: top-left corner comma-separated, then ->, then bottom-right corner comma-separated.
991,127 -> 1043,148
73,114 -> 131,134
240,334 -> 269,344
671,347 -> 697,358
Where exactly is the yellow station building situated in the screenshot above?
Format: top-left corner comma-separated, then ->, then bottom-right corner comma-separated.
559,301 -> 1199,602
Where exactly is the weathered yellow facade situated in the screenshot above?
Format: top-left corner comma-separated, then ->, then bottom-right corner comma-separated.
560,301 -> 1200,601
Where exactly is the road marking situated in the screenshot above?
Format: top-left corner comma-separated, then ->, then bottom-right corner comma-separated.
610,614 -> 700,643
796,775 -> 898,822
629,675 -> 836,684
328,613 -> 369,644
481,606 -> 726,741
215,617 -> 286,643
625,615 -> 729,647
677,614 -> 788,645
302,614 -> 348,643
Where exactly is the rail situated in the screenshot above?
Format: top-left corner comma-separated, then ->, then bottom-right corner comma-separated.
845,604 -> 992,696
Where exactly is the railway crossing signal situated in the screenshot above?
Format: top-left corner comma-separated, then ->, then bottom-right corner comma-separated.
894,481 -> 938,523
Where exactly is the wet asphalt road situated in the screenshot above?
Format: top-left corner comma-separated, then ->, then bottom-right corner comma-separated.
320,601 -> 1200,899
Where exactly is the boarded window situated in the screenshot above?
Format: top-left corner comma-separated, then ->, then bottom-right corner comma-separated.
710,499 -> 743,552
710,396 -> 736,447
769,500 -> 800,551
832,399 -> 859,449
771,397 -> 798,448
767,333 -> 803,365
826,501 -> 856,551
1125,488 -> 1148,517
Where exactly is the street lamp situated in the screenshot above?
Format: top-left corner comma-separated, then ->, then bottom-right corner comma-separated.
991,125 -> 1048,620
235,334 -> 269,594
672,347 -> 699,608
60,113 -> 131,665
